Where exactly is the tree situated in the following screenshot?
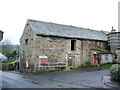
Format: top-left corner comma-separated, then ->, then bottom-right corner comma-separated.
2,39 -> 13,59
2,39 -> 19,60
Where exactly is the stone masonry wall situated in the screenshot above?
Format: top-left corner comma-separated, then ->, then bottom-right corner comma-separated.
20,24 -> 36,70
82,40 -> 108,65
30,35 -> 108,68
33,36 -> 70,63
20,25 -> 108,70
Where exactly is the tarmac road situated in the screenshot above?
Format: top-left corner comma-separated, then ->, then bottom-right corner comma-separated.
1,68 -> 110,88
1,71 -> 43,88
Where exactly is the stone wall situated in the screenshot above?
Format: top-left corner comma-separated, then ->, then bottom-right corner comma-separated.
20,23 -> 36,70
33,36 -> 70,63
90,50 -> 113,65
81,40 -> 107,65
100,54 -> 113,64
20,25 -> 108,70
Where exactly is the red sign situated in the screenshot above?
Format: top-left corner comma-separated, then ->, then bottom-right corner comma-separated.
39,56 -> 48,63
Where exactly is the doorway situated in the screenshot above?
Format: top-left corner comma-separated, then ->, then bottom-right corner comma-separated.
93,54 -> 97,64
68,55 -> 75,67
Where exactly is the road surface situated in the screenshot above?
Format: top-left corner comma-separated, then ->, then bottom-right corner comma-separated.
1,69 -> 110,88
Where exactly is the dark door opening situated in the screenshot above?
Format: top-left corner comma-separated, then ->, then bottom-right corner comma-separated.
71,40 -> 76,51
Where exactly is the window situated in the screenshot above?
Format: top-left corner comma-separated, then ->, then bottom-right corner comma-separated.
26,23 -> 29,26
71,40 -> 76,50
25,39 -> 28,45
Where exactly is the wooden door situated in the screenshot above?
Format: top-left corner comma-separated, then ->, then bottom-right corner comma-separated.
93,54 -> 97,64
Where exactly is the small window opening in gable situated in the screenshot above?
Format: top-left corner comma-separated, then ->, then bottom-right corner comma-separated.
26,23 -> 29,26
25,39 -> 28,45
71,40 -> 76,51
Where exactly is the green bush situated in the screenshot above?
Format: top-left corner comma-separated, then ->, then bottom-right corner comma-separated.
68,66 -> 74,69
8,64 -> 15,70
2,63 -> 15,70
110,64 -> 120,81
2,63 -> 9,70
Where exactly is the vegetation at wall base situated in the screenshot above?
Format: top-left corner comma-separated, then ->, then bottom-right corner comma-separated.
27,68 -> 69,74
110,64 -> 120,81
20,63 -> 113,74
68,66 -> 74,69
101,63 -> 113,66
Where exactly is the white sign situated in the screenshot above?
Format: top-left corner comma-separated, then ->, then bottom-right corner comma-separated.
39,56 -> 47,58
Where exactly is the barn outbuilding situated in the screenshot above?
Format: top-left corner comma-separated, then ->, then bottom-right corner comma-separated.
20,19 -> 111,71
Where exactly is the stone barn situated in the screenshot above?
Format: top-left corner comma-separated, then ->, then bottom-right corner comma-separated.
20,19 -> 109,71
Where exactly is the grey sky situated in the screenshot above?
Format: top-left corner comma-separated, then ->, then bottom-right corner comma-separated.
0,0 -> 119,44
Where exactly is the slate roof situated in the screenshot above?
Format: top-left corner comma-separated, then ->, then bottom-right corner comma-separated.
27,19 -> 108,41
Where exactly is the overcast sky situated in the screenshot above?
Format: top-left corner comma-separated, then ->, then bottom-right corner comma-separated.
0,0 -> 119,45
